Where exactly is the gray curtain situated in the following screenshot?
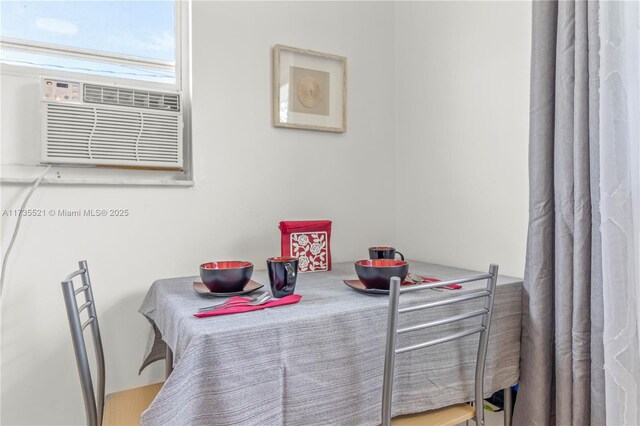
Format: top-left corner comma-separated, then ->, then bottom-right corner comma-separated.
513,1 -> 605,425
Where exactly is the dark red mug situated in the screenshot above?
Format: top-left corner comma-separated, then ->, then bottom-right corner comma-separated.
368,246 -> 404,261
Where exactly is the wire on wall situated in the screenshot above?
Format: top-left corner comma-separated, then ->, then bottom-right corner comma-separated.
0,165 -> 52,299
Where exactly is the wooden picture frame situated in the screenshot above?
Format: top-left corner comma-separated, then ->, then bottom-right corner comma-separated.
273,44 -> 346,133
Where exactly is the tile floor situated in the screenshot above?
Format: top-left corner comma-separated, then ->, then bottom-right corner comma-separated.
485,409 -> 505,426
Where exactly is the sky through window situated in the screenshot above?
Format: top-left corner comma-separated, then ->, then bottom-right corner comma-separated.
0,1 -> 176,82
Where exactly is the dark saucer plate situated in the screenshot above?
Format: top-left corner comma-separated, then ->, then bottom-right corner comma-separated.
343,279 -> 415,295
193,280 -> 264,297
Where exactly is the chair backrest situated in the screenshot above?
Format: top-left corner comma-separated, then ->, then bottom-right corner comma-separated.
61,260 -> 106,426
381,264 -> 499,426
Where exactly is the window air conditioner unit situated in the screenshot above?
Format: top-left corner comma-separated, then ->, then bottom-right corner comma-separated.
41,78 -> 183,170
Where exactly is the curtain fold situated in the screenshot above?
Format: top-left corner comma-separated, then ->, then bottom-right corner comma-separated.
513,1 -> 603,424
587,2 -> 605,423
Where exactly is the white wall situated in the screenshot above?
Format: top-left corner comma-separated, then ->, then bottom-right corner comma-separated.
1,2 -> 396,424
0,2 -> 530,425
395,1 -> 531,277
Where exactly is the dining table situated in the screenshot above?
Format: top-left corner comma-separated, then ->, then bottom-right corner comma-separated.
138,261 -> 522,426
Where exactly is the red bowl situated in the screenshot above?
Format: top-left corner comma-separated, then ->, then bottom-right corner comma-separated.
200,261 -> 253,293
354,259 -> 409,290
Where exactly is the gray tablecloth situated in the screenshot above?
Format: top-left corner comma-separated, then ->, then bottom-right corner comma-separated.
139,261 -> 522,426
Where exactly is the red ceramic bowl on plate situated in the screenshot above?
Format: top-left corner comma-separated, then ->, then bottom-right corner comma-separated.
200,261 -> 254,293
354,259 -> 409,290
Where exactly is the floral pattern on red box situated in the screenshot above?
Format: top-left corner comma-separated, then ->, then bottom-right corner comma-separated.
290,232 -> 328,272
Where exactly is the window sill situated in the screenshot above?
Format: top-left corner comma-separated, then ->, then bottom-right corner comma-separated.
1,165 -> 194,187
1,176 -> 195,187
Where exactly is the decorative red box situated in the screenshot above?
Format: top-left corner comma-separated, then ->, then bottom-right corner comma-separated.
279,220 -> 332,273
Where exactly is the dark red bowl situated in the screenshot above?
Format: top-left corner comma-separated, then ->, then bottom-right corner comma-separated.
354,259 -> 409,290
200,261 -> 254,293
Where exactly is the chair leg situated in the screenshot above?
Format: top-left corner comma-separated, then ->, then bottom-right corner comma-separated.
165,345 -> 173,379
503,387 -> 513,426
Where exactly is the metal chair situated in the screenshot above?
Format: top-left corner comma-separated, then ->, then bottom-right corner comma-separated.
382,264 -> 499,426
61,260 -> 162,426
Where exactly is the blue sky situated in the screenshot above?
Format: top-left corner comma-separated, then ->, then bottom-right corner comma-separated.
1,1 -> 175,62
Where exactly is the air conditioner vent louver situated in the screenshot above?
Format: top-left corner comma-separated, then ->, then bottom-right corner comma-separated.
84,84 -> 180,112
43,103 -> 182,168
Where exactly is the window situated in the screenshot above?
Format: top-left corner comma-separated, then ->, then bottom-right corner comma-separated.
0,1 -> 181,86
0,0 -> 192,182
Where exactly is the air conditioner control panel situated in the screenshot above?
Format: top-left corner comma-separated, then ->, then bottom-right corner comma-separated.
42,78 -> 81,103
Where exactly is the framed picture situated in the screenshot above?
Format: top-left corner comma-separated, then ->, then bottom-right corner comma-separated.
273,44 -> 346,133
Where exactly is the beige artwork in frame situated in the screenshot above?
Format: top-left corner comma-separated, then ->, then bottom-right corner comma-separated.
273,44 -> 347,133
